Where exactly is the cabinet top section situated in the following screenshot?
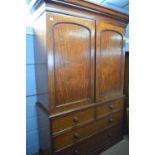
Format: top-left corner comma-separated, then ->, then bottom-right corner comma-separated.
29,0 -> 129,23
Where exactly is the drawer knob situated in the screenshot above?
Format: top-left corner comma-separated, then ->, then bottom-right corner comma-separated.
74,149 -> 79,155
108,132 -> 112,137
109,104 -> 114,109
109,118 -> 114,123
74,132 -> 79,139
73,116 -> 79,123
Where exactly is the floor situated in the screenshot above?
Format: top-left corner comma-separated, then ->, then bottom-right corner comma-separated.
100,136 -> 129,155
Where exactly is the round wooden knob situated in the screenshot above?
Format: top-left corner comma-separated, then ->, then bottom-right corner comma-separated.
74,132 -> 79,139
73,116 -> 79,123
74,150 -> 79,155
109,104 -> 114,109
109,118 -> 114,123
108,132 -> 112,137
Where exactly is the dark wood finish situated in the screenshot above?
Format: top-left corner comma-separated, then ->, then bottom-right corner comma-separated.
53,110 -> 123,151
54,124 -> 122,155
46,12 -> 95,114
32,0 -> 128,155
49,95 -> 124,119
123,52 -> 129,133
63,0 -> 128,22
51,107 -> 95,134
29,0 -> 128,23
87,124 -> 123,155
96,22 -> 125,102
88,136 -> 123,155
96,98 -> 124,119
124,52 -> 129,106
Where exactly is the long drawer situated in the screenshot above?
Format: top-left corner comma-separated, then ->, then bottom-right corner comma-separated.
54,124 -> 123,155
96,98 -> 124,119
51,107 -> 95,134
53,110 -> 123,151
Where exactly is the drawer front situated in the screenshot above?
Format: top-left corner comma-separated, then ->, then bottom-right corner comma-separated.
86,124 -> 123,155
53,131 -> 75,151
96,99 -> 124,119
73,110 -> 123,142
51,108 -> 95,134
76,124 -> 123,155
54,124 -> 122,155
53,110 -> 123,150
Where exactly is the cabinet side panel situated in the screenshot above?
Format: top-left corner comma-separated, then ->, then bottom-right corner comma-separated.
33,12 -> 52,154
37,107 -> 52,155
33,13 -> 49,95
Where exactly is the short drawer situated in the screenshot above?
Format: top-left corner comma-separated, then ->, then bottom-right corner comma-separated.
51,107 -> 95,134
96,99 -> 124,119
54,124 -> 122,155
53,110 -> 123,151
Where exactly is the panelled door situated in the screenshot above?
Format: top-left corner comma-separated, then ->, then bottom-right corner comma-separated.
46,12 -> 95,113
96,22 -> 125,102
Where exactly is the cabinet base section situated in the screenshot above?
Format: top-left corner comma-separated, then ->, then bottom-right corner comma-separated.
88,136 -> 123,155
54,124 -> 123,155
39,148 -> 52,155
123,97 -> 129,134
39,136 -> 122,155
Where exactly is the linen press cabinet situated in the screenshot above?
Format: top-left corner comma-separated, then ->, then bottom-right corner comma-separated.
31,0 -> 129,154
